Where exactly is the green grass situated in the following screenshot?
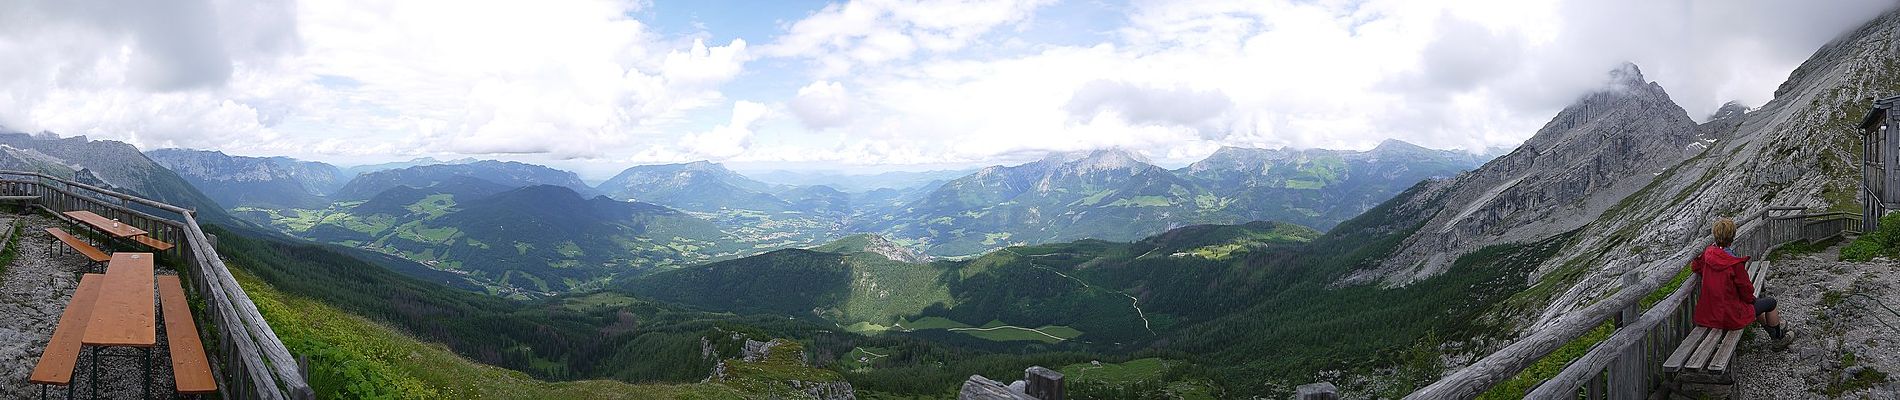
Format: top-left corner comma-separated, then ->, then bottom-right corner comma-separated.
1059,358 -> 1219,400
1283,179 -> 1325,190
1060,358 -> 1172,382
1477,322 -> 1615,399
1842,212 -> 1900,261
230,263 -> 748,399
562,292 -> 638,312
404,194 -> 457,218
0,221 -> 20,278
1108,196 -> 1173,207
1824,352 -> 1890,397
1642,263 -> 1694,310
1768,237 -> 1837,261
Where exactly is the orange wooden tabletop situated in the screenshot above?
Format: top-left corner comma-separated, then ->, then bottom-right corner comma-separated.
83,252 -> 156,347
63,210 -> 149,238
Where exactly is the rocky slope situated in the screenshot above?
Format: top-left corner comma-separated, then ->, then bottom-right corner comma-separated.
0,131 -> 236,225
147,148 -> 344,209
1508,8 -> 1900,329
1342,63 -> 1702,287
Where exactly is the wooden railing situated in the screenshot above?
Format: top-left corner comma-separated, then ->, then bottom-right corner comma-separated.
0,171 -> 313,399
1407,207 -> 1859,399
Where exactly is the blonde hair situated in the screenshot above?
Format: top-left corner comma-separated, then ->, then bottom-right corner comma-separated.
1711,217 -> 1737,247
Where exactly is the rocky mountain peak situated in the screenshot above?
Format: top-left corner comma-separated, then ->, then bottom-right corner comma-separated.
1708,101 -> 1750,121
1606,62 -> 1648,89
1041,148 -> 1154,176
1348,63 -> 1701,286
1367,138 -> 1431,156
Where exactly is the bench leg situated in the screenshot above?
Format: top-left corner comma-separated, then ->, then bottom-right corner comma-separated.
142,347 -> 150,400
89,346 -> 98,400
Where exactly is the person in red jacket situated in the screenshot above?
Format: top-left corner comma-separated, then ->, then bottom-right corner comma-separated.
1692,217 -> 1787,340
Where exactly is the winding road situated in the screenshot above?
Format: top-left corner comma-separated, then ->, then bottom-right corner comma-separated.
1002,248 -> 1155,335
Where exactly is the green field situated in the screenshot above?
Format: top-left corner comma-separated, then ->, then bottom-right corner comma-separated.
231,265 -> 749,399
1059,358 -> 1218,399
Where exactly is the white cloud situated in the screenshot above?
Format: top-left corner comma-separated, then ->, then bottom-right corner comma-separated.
744,0 -> 1898,167
0,0 -> 1893,174
764,0 -> 1055,76
0,0 -> 753,162
680,101 -> 770,160
789,81 -> 853,130
1064,80 -> 1233,130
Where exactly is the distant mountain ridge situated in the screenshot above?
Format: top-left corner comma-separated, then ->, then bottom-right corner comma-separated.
596,161 -> 794,212
335,160 -> 598,200
277,179 -> 737,295
864,143 -> 1485,256
147,148 -> 345,209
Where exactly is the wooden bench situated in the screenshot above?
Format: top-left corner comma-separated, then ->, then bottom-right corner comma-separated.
158,275 -> 216,396
46,228 -> 109,273
130,235 -> 174,251
29,274 -> 105,399
1663,261 -> 1772,391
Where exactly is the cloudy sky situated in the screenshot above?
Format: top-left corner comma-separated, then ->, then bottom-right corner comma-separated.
0,0 -> 1893,179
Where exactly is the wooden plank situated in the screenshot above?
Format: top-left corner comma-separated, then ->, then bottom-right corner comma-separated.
64,210 -> 148,238
182,213 -> 305,399
1684,325 -> 1726,370
130,234 -> 174,251
1406,244 -> 1709,400
29,274 -> 106,385
159,275 -> 218,394
45,227 -> 109,262
83,253 -> 156,347
1707,329 -> 1746,372
1663,327 -> 1710,371
1752,261 -> 1771,297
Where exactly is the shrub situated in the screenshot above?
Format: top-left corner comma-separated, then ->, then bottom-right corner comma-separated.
1840,213 -> 1900,261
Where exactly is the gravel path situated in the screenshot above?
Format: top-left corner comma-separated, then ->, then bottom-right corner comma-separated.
0,213 -> 184,399
1732,238 -> 1900,399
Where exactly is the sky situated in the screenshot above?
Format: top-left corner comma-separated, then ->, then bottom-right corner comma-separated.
0,0 -> 1894,180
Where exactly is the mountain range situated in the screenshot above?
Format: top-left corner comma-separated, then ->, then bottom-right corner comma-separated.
184,140 -> 1482,294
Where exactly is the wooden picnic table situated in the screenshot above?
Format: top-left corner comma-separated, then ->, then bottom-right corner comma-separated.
64,210 -> 148,239
85,252 -> 155,347
82,252 -> 157,398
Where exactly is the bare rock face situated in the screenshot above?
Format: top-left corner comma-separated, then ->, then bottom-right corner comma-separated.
1515,5 -> 1900,326
741,339 -> 778,363
788,379 -> 857,400
857,234 -> 932,263
1346,63 -> 1701,286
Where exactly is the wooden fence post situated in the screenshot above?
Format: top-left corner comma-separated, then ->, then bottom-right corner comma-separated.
1024,366 -> 1063,400
1606,273 -> 1645,399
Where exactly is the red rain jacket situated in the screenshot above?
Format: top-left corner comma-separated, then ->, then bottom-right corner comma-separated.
1691,245 -> 1757,330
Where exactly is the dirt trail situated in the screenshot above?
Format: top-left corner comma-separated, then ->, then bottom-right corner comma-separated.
1001,248 -> 1154,335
